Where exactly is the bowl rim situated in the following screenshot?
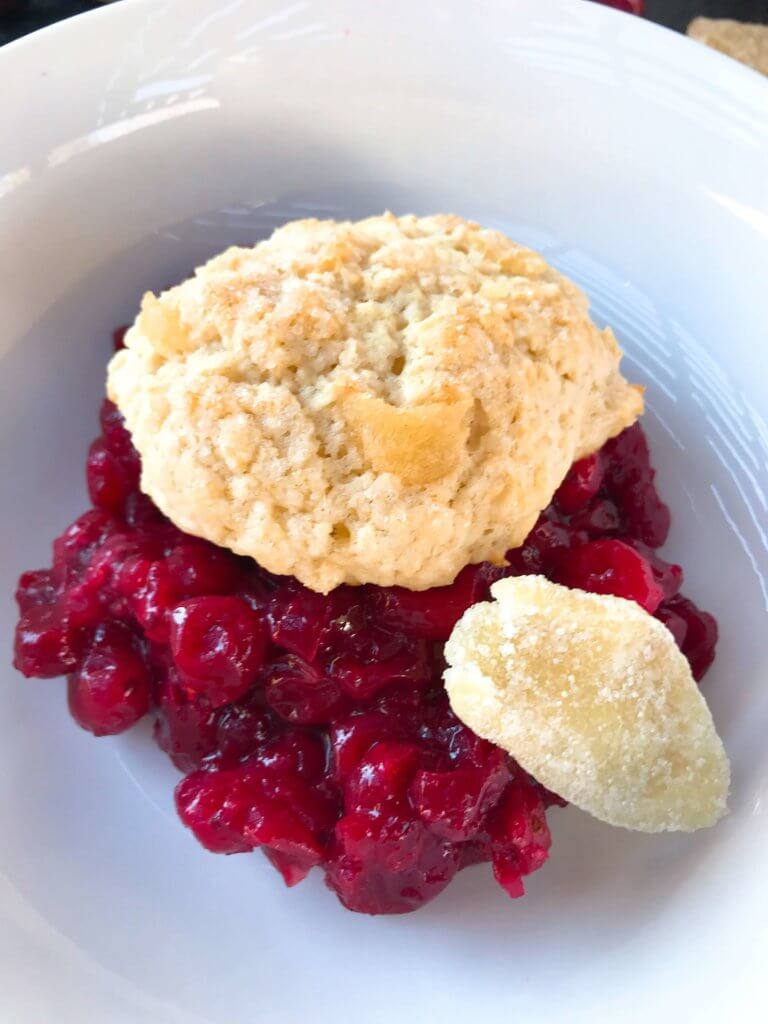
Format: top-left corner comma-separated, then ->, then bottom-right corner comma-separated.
2,0 -> 768,97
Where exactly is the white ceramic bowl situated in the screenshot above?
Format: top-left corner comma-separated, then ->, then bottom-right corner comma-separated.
2,2 -> 767,1021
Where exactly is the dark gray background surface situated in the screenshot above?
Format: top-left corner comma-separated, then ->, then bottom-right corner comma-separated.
646,0 -> 768,27
1,0 -> 767,46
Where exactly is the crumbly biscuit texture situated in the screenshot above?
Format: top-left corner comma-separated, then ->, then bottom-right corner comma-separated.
108,214 -> 642,592
444,576 -> 730,832
688,18 -> 768,75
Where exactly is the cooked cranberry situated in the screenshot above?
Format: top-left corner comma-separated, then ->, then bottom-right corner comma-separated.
326,814 -> 460,914
259,731 -> 328,782
603,424 -> 670,548
124,558 -> 178,643
175,734 -> 336,876
164,542 -> 241,598
215,693 -> 272,765
568,498 -> 622,538
244,803 -> 325,881
52,509 -> 119,586
411,749 -> 510,841
420,699 -> 489,764
86,439 -> 139,513
628,540 -> 683,601
487,778 -> 551,898
330,639 -> 433,701
170,596 -> 268,707
268,581 -> 336,661
329,711 -> 404,782
175,767 -> 256,853
344,740 -> 422,816
15,569 -> 57,613
14,603 -> 79,678
657,601 -> 687,649
370,564 -> 489,640
322,594 -> 398,661
555,538 -> 665,613
555,452 -> 605,514
154,675 -> 221,772
64,579 -> 110,631
67,624 -> 151,736
123,492 -> 166,529
59,534 -> 155,631
521,516 -> 587,574
262,653 -> 347,725
99,399 -> 134,456
374,683 -> 439,740
82,534 -> 163,614
622,485 -> 671,549
656,595 -> 718,681
264,847 -> 319,887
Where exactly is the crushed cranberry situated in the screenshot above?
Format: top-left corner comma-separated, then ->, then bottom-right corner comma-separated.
67,622 -> 152,736
656,595 -> 718,681
86,437 -> 140,512
554,538 -> 665,614
602,423 -> 671,547
369,564 -> 491,641
554,452 -> 605,514
14,602 -> 80,678
170,596 -> 268,707
12,383 -> 717,914
262,653 -> 347,725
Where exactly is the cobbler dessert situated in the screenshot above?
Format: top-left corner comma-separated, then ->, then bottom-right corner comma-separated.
13,214 -> 727,915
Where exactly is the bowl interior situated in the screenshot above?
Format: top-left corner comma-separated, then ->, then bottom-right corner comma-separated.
1,2 -> 767,1022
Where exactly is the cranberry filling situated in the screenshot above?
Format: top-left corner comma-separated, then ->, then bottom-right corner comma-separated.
13,385 -> 717,914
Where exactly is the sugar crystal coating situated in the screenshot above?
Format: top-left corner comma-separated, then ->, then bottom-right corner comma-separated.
444,576 -> 729,832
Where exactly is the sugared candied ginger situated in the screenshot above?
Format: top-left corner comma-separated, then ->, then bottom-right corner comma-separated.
444,576 -> 729,832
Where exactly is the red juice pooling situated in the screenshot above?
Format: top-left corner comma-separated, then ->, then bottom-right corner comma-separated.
13,395 -> 716,914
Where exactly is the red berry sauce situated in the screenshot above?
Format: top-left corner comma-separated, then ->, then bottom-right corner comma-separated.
13,383 -> 716,914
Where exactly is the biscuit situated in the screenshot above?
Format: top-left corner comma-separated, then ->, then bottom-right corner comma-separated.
108,214 -> 642,592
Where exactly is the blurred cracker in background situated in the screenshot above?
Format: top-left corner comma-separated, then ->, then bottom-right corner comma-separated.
688,17 -> 768,73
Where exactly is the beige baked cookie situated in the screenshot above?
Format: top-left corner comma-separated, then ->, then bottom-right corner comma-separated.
687,18 -> 768,76
444,576 -> 730,832
108,214 -> 642,593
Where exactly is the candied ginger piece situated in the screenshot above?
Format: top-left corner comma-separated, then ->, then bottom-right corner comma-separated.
444,576 -> 729,832
343,391 -> 472,486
